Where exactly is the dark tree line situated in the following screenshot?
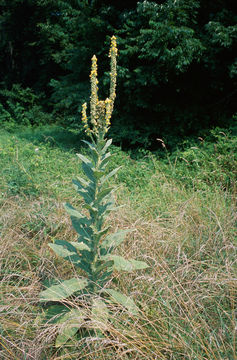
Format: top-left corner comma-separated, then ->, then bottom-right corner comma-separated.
0,0 -> 236,148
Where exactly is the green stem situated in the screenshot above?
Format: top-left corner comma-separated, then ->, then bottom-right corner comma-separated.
89,135 -> 105,289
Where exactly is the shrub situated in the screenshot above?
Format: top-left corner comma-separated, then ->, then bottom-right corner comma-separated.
0,84 -> 52,127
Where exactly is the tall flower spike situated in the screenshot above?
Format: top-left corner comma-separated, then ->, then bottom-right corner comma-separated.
90,55 -> 99,128
82,36 -> 118,138
105,98 -> 112,132
109,36 -> 117,112
81,102 -> 91,136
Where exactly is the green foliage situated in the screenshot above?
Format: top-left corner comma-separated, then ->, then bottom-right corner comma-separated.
0,84 -> 52,127
170,127 -> 237,190
0,1 -> 236,146
39,37 -> 148,348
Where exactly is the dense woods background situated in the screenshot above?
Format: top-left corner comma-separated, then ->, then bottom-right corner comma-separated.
0,0 -> 236,148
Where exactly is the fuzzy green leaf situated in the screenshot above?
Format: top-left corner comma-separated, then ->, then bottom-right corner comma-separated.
91,298 -> 109,330
83,203 -> 98,213
82,140 -> 99,164
40,277 -> 88,302
102,254 -> 149,272
75,188 -> 94,205
101,139 -> 112,154
93,226 -> 111,241
76,259 -> 92,274
65,203 -> 90,222
82,161 -> 95,182
100,167 -> 121,185
70,220 -> 93,249
82,139 -> 97,151
70,241 -> 91,252
100,152 -> 112,169
94,259 -> 114,275
77,153 -> 93,168
98,200 -> 119,217
43,305 -> 70,324
93,170 -> 105,179
72,178 -> 95,202
49,240 -> 81,264
96,187 -> 114,203
73,176 -> 89,188
101,229 -> 132,251
105,289 -> 139,315
55,308 -> 86,347
96,269 -> 113,287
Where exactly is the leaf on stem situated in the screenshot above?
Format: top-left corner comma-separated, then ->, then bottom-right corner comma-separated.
91,298 -> 109,330
100,167 -> 121,185
55,308 -> 87,347
49,240 -> 81,264
40,277 -> 88,302
82,162 -> 95,182
101,229 -> 132,252
65,203 -> 91,225
70,241 -> 91,252
77,153 -> 94,168
96,187 -> 114,203
102,254 -> 149,272
105,289 -> 139,316
101,139 -> 112,154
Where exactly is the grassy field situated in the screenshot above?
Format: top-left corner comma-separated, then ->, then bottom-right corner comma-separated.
0,125 -> 236,359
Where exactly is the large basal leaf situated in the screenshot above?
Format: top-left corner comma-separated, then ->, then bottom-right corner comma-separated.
40,277 -> 88,302
43,305 -> 70,324
91,298 -> 109,331
55,308 -> 86,347
102,255 -> 149,272
96,269 -> 113,287
101,229 -> 132,252
105,289 -> 139,316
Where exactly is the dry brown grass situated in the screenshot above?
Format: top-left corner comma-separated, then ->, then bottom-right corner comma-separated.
0,179 -> 236,360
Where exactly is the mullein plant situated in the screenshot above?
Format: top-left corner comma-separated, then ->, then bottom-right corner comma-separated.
40,36 -> 148,347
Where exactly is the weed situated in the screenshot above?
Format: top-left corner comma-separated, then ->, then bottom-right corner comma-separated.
39,37 -> 148,349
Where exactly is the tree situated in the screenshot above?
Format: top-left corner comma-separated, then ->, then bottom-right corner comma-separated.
0,0 -> 236,147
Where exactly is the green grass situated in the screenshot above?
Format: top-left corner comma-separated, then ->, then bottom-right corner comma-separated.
0,125 -> 236,359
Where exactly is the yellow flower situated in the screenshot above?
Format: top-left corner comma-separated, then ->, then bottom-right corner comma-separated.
82,36 -> 118,138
